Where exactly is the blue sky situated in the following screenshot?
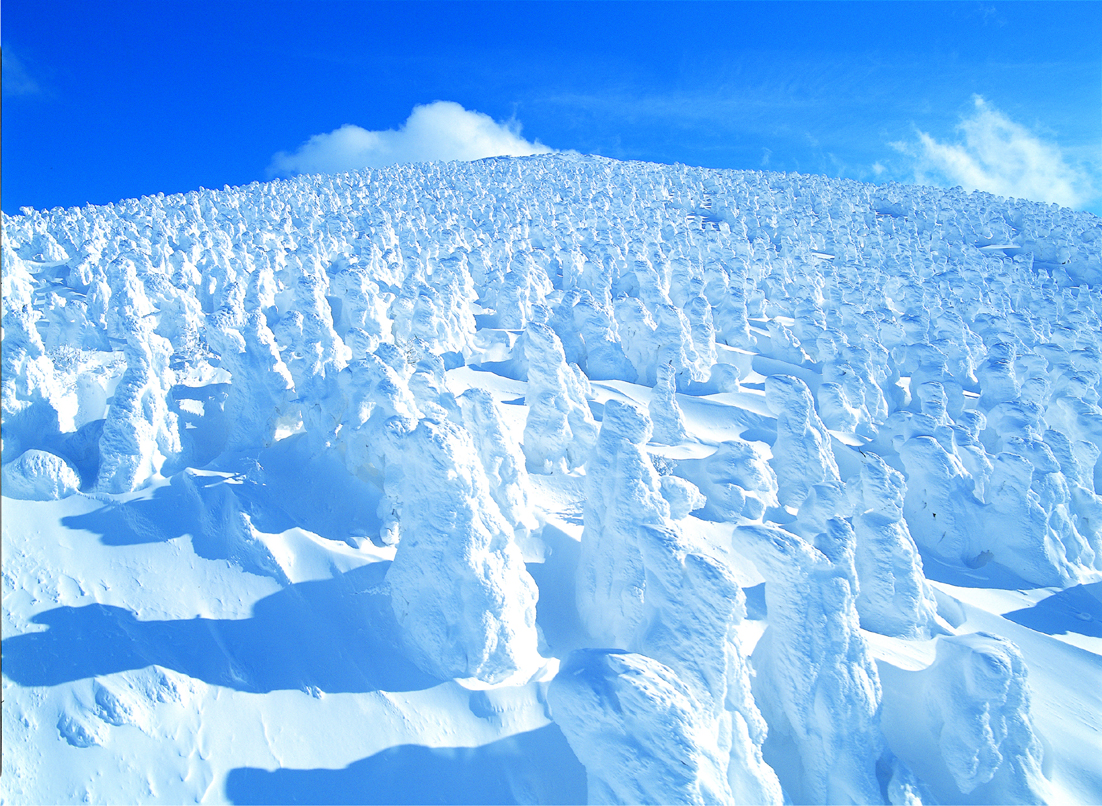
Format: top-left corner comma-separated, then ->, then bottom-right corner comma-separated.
4,1 -> 1100,215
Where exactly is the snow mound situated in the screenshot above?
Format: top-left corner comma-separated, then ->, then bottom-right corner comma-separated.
548,648 -> 731,806
1,449 -> 81,500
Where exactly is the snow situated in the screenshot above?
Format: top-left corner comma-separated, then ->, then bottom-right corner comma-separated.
521,322 -> 598,475
1,449 -> 82,500
385,417 -> 542,684
3,153 -> 1101,805
880,631 -> 1048,804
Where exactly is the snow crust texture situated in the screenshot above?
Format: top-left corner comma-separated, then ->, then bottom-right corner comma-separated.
3,154 -> 1101,805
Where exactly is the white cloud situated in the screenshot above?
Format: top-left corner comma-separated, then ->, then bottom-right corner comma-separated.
2,46 -> 42,96
895,96 -> 1095,209
268,101 -> 553,177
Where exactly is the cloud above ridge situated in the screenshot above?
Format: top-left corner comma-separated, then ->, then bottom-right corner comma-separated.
893,96 -> 1095,210
268,101 -> 553,177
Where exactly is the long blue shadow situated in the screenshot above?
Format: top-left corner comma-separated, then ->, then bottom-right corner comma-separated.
224,723 -> 587,805
918,551 -> 1046,591
58,472 -> 298,579
230,434 -> 385,546
526,524 -> 584,658
1004,581 -> 1102,639
2,562 -> 437,694
62,441 -> 386,552
60,472 -> 214,546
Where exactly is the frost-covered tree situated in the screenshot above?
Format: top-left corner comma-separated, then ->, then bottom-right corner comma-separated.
850,453 -> 940,637
386,418 -> 541,683
649,361 -> 689,445
521,322 -> 598,474
96,316 -> 181,493
577,399 -> 781,804
457,387 -> 538,539
736,521 -> 884,805
765,373 -> 840,508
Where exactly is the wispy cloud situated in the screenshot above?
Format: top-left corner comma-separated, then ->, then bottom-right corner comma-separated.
2,46 -> 42,96
268,101 -> 553,177
892,96 -> 1096,210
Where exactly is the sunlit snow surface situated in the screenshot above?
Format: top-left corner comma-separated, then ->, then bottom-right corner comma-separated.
3,154 -> 1102,805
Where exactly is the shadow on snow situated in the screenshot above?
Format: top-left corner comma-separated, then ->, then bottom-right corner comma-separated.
62,434 -> 387,552
1004,581 -> 1102,639
224,723 -> 587,806
1,562 -> 439,694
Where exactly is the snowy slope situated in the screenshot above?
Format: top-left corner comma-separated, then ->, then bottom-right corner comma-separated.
2,154 -> 1101,805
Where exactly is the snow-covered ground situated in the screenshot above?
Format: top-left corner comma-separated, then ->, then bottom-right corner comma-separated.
2,154 -> 1101,805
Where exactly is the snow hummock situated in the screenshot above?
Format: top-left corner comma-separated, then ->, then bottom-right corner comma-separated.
1,448 -> 81,500
3,153 -> 1101,805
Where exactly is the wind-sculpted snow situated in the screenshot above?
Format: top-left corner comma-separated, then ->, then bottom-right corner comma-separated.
575,400 -> 782,804
766,374 -> 841,508
0,448 -> 81,500
3,153 -> 1101,804
649,361 -> 689,444
521,322 -> 598,474
575,399 -> 674,650
385,417 -> 541,684
851,453 -> 941,637
457,387 -> 538,539
880,633 -> 1049,805
549,649 -> 730,806
674,438 -> 779,522
736,522 -> 885,805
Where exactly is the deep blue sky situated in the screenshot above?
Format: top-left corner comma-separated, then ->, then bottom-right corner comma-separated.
4,1 -> 1101,214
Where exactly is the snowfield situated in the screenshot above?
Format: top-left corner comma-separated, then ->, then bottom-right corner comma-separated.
2,153 -> 1101,805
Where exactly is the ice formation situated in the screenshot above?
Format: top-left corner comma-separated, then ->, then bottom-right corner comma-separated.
385,417 -> 542,683
457,387 -> 538,539
549,649 -> 729,806
649,360 -> 689,444
880,632 -> 1049,805
736,521 -> 884,805
766,374 -> 841,508
575,400 -> 782,804
521,322 -> 598,474
674,438 -> 780,522
850,452 -> 940,637
575,399 -> 676,649
658,474 -> 707,520
3,153 -> 1101,805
